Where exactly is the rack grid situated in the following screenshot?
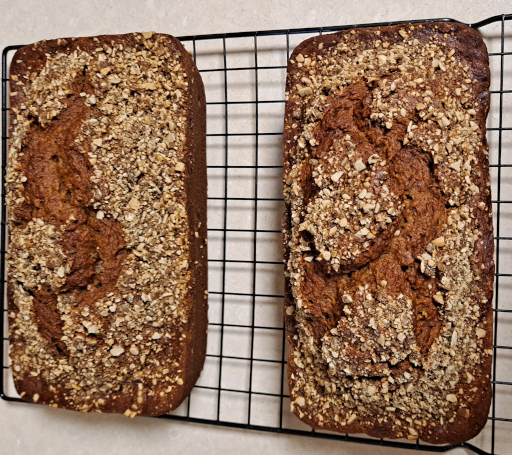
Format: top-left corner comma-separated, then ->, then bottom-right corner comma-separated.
2,14 -> 512,455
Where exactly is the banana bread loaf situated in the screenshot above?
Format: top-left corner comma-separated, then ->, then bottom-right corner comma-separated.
283,22 -> 493,444
7,32 -> 207,416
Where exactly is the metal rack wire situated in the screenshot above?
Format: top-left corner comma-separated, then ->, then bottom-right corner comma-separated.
2,14 -> 512,455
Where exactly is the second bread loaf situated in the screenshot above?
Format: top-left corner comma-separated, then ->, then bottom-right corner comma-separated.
283,22 -> 493,444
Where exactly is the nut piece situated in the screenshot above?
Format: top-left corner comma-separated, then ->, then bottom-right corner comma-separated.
110,346 -> 125,357
86,324 -> 98,334
432,237 -> 445,247
446,394 -> 458,403
368,154 -> 380,164
449,160 -> 462,172
295,54 -> 305,63
175,162 -> 185,172
353,158 -> 366,172
355,227 -> 369,238
128,198 -> 141,210
108,75 -> 121,84
142,32 -> 154,39
433,293 -> 444,304
331,171 -> 343,183
476,328 -> 486,339
295,396 -> 306,407
298,87 -> 313,97
347,413 -> 358,425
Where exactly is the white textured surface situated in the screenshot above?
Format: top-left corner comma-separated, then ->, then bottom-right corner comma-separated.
1,1 -> 511,454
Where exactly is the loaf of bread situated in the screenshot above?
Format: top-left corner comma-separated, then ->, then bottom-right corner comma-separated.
283,22 -> 493,444
7,32 -> 207,416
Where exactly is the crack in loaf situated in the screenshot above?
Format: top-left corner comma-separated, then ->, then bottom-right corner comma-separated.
6,32 -> 207,416
20,95 -> 127,355
283,22 -> 493,444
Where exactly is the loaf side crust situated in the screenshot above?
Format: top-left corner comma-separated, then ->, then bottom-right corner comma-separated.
7,32 -> 207,416
283,22 -> 493,444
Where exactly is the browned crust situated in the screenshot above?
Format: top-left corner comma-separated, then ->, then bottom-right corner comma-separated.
7,33 -> 207,416
170,35 -> 208,407
282,22 -> 493,445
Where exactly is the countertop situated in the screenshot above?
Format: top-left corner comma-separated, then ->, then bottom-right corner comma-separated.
1,1 -> 511,454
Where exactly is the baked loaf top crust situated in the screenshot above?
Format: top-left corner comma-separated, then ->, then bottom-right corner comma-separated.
7,32 -> 207,416
283,22 -> 493,444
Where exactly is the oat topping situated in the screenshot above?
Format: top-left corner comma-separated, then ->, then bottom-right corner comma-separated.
7,33 -> 198,414
284,24 -> 492,440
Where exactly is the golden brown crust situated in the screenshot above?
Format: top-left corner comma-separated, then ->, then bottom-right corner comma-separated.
283,22 -> 493,444
7,32 -> 207,417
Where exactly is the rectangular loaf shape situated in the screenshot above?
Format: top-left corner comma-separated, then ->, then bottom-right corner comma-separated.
282,22 -> 493,444
7,32 -> 207,416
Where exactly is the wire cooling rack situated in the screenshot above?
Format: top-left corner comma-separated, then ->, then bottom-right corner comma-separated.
2,13 -> 512,455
